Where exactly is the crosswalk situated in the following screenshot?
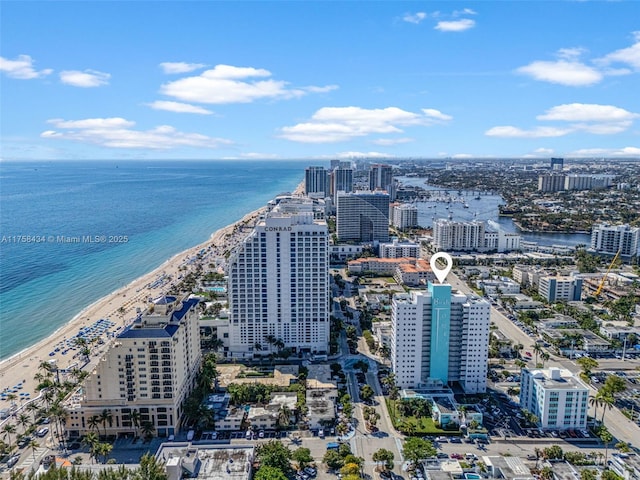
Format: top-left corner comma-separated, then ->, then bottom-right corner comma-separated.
16,447 -> 48,473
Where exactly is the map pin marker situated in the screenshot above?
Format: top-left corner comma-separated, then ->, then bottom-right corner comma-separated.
430,252 -> 453,284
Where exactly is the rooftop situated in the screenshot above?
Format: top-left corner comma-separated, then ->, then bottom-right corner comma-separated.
156,444 -> 254,480
526,368 -> 588,391
482,456 -> 534,480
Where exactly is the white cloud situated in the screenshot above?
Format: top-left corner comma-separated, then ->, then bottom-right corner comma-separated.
59,69 -> 110,87
0,54 -> 52,79
280,106 -> 452,143
403,12 -> 427,24
159,62 -> 207,74
373,137 -> 414,146
160,64 -> 337,104
534,148 -> 554,155
569,146 -> 640,157
487,102 -> 638,139
222,152 -> 281,160
537,103 -> 639,122
147,100 -> 213,115
537,103 -> 638,135
422,108 -> 453,121
336,151 -> 395,159
41,117 -> 233,150
452,8 -> 477,16
596,31 -> 640,70
557,47 -> 587,60
435,19 -> 475,32
452,153 -> 474,159
518,33 -> 640,86
516,59 -> 602,86
485,126 -> 572,138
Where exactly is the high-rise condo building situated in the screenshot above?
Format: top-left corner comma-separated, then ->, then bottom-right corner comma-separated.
538,174 -> 566,192
330,165 -> 354,201
550,157 -> 564,170
369,164 -> 393,192
433,219 -> 485,252
66,295 -> 201,438
336,191 -> 390,243
390,284 -> 490,393
591,223 -> 640,257
538,275 -> 583,302
391,203 -> 418,230
434,219 -> 520,253
304,166 -> 329,198
228,206 -> 329,357
520,367 -> 588,430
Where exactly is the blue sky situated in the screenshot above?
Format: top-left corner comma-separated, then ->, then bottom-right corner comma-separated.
1,1 -> 639,161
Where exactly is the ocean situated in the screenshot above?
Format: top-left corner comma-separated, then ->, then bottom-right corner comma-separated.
0,160 -> 310,360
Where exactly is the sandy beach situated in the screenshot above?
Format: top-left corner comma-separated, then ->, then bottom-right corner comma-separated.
0,200 -> 277,414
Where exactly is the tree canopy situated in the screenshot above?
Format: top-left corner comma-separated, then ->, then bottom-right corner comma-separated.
256,440 -> 293,474
402,437 -> 436,468
254,466 -> 289,480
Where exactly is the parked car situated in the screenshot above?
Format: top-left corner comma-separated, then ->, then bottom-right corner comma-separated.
36,427 -> 49,438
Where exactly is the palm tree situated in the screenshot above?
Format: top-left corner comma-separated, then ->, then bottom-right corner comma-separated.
99,409 -> 113,438
599,427 -> 613,465
130,410 -> 141,438
82,431 -> 99,463
87,415 -> 101,433
2,423 -> 16,451
96,442 -> 113,464
265,335 -> 277,349
533,344 -> 543,366
598,392 -> 615,425
140,421 -> 155,440
28,439 -> 40,462
26,403 -> 40,424
38,360 -> 55,378
49,402 -> 69,447
277,406 -> 291,430
134,452 -> 167,480
6,392 -> 17,407
588,396 -> 602,425
540,466 -> 554,480
17,413 -> 31,433
540,352 -> 550,367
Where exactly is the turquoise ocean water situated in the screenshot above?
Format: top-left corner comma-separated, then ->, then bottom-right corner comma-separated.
0,160 -> 310,360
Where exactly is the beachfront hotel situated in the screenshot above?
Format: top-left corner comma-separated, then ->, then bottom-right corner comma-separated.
66,295 -> 201,438
390,283 -> 491,393
227,201 -> 329,357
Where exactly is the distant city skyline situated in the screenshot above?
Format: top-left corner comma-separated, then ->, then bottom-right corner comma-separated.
1,1 -> 639,161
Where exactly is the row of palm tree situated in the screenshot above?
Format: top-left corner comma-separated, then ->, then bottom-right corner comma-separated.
7,453 -> 168,479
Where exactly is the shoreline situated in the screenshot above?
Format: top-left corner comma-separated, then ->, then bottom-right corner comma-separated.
0,182 -> 303,408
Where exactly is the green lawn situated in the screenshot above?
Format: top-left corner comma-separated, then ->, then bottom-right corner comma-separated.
386,399 -> 451,435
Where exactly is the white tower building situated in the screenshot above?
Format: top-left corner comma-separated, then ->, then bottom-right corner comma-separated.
390,285 -> 490,393
228,208 -> 329,357
520,368 -> 589,430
